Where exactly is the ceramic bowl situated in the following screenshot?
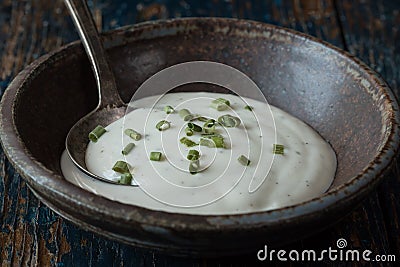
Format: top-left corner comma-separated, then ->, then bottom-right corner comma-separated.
1,18 -> 399,257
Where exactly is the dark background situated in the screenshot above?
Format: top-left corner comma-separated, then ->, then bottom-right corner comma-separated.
0,0 -> 399,266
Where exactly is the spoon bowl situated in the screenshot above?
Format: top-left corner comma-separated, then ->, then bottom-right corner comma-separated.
66,106 -> 127,183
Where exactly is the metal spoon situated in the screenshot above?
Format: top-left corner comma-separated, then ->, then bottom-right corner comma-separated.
64,0 -> 130,185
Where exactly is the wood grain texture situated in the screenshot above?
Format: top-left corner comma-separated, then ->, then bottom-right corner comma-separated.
337,0 -> 400,261
0,0 -> 399,266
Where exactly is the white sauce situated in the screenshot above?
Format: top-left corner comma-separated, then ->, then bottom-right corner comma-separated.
61,92 -> 336,215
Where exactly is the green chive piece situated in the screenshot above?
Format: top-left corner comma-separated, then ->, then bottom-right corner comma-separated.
124,129 -> 141,141
210,98 -> 230,111
185,127 -> 194,136
238,155 -> 251,166
218,114 -> 241,127
187,122 -> 202,132
199,134 -> 225,148
122,143 -> 135,155
112,161 -> 130,174
210,102 -> 228,111
164,105 -> 174,114
180,137 -> 197,147
273,144 -> 285,155
189,160 -> 200,175
187,149 -> 200,161
156,120 -> 171,131
244,105 -> 253,111
179,109 -> 194,121
150,151 -> 162,161
203,119 -> 216,128
203,119 -> 217,134
209,135 -> 225,148
217,98 -> 230,106
204,124 -> 216,134
196,116 -> 209,122
199,138 -> 215,148
88,125 -> 106,142
118,173 -> 132,185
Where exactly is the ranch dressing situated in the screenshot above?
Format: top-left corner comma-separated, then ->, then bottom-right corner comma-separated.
61,92 -> 336,215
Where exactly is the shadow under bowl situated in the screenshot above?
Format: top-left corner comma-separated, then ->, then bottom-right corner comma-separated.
1,18 -> 399,257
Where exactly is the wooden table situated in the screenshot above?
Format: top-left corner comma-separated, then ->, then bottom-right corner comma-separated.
0,0 -> 399,266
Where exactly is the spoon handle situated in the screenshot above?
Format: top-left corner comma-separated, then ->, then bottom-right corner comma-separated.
64,0 -> 124,108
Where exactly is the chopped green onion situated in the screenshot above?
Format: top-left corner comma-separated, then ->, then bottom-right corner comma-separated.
200,134 -> 225,148
118,173 -> 132,185
185,127 -> 194,136
217,98 -> 230,105
187,149 -> 200,161
203,119 -> 216,128
203,119 -> 216,134
189,160 -> 200,175
179,109 -> 194,121
112,161 -> 130,174
164,105 -> 174,114
273,144 -> 285,155
122,143 -> 135,155
210,98 -> 230,111
209,135 -> 225,148
124,129 -> 141,141
199,138 -> 215,148
150,151 -> 162,161
244,105 -> 253,111
156,120 -> 171,131
88,125 -> 106,142
204,124 -> 216,134
218,114 -> 241,127
196,116 -> 209,122
187,122 -> 202,132
210,102 -> 228,111
237,155 -> 251,166
180,137 -> 197,147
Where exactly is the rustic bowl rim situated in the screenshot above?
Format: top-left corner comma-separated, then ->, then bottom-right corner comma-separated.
0,17 -> 399,231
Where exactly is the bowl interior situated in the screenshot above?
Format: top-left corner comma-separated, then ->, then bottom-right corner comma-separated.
12,19 -> 390,195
